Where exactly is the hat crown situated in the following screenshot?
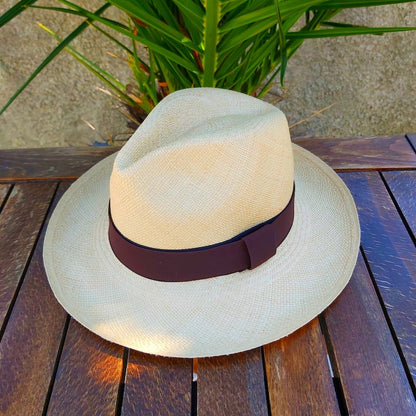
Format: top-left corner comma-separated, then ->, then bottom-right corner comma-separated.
110,88 -> 294,249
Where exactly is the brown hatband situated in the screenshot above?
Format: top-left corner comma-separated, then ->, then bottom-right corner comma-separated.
108,187 -> 295,282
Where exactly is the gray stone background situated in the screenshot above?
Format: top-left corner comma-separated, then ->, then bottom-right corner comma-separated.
0,1 -> 415,148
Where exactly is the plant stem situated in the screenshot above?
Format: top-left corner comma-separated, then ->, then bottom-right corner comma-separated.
202,0 -> 220,87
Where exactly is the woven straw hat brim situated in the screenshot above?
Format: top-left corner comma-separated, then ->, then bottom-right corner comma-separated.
43,144 -> 360,358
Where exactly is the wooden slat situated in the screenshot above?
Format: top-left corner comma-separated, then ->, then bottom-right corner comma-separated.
46,319 -> 124,416
325,252 -> 416,415
122,350 -> 192,415
295,135 -> 416,171
340,172 -> 416,383
263,319 -> 340,416
198,348 -> 268,416
382,170 -> 416,237
1,135 -> 415,181
0,183 -> 69,415
0,146 -> 118,181
0,182 -> 57,328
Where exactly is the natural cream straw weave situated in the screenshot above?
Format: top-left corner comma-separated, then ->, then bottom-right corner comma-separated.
43,88 -> 360,358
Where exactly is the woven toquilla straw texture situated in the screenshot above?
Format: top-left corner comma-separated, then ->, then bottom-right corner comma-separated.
43,88 -> 360,358
110,88 -> 293,249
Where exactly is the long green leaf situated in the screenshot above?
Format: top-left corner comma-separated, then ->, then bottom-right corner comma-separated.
257,6 -> 328,97
219,17 -> 276,54
179,11 -> 203,46
321,21 -> 359,28
231,36 -> 278,90
126,28 -> 155,113
315,0 -> 416,8
31,6 -> 135,58
172,0 -> 204,21
219,0 -> 367,32
54,0 -> 201,73
274,0 -> 287,86
0,3 -> 111,116
279,0 -> 332,18
231,36 -> 263,90
215,39 -> 252,80
90,23 -> 134,57
25,5 -> 86,17
287,25 -> 416,38
221,0 -> 251,15
53,1 -> 134,31
146,50 -> 158,104
106,0 -> 200,50
38,22 -> 126,90
153,53 -> 187,92
132,17 -> 200,83
0,0 -> 38,27
220,5 -> 275,33
72,54 -> 137,108
149,0 -> 180,30
219,0 -> 351,34
158,54 -> 193,88
32,11 -> 137,65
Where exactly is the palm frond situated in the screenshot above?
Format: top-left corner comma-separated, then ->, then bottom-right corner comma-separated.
287,25 -> 416,38
2,0 -> 416,117
0,0 -> 39,27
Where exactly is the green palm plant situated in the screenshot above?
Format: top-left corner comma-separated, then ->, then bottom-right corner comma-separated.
1,0 -> 416,125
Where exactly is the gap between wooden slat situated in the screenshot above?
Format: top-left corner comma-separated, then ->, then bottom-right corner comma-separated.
318,315 -> 349,416
260,347 -> 272,416
0,184 -> 13,215
115,348 -> 130,416
198,348 -> 268,415
263,319 -> 339,416
191,359 -> 198,416
121,351 -> 192,415
0,182 -> 59,342
41,315 -> 71,416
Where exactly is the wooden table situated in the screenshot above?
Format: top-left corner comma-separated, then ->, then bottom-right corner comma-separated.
0,134 -> 415,415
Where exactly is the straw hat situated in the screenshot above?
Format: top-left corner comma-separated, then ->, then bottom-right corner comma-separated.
43,88 -> 360,358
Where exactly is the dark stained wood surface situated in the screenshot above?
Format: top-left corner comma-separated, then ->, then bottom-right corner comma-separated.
121,350 -> 192,415
198,348 -> 268,416
340,172 -> 416,384
0,182 -> 56,328
325,252 -> 416,415
0,183 -> 69,416
382,170 -> 416,238
46,319 -> 124,416
264,319 -> 340,416
0,146 -> 118,181
0,136 -> 415,415
295,135 -> 416,171
1,135 -> 416,182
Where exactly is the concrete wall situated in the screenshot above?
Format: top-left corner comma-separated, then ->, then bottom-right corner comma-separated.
1,1 -> 415,148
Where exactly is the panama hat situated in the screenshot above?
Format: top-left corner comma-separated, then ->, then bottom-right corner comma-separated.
43,88 -> 360,358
